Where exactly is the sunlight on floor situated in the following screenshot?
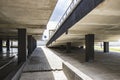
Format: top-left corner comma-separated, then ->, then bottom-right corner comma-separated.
40,46 -> 63,69
53,71 -> 68,80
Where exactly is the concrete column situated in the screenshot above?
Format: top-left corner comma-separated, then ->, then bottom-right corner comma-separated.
0,39 -> 2,52
35,39 -> 37,49
11,41 -> 13,48
28,35 -> 32,56
18,29 -> 27,64
33,38 -> 35,50
103,42 -> 109,53
6,39 -> 10,51
33,38 -> 37,49
31,37 -> 34,52
85,34 -> 94,62
60,45 -> 64,49
66,42 -> 71,53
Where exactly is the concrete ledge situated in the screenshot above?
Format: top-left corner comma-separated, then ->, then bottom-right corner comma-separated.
0,56 -> 16,79
63,62 -> 93,80
0,56 -> 15,70
4,62 -> 26,80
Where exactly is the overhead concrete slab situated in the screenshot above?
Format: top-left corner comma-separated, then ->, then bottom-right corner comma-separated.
48,0 -> 120,47
0,0 -> 57,40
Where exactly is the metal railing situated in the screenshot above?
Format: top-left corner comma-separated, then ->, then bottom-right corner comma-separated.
49,0 -> 81,39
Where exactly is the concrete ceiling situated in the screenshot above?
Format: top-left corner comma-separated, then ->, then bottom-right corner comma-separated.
0,0 -> 57,40
50,0 -> 120,47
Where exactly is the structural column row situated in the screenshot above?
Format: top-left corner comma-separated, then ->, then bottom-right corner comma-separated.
18,28 -> 37,64
0,39 -> 11,52
28,35 -> 37,57
65,34 -> 109,62
18,29 -> 27,64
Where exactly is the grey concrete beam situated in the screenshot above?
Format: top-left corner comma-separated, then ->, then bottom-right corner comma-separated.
47,0 -> 104,46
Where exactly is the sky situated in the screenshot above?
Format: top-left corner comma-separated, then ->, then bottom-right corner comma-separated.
42,0 -> 72,40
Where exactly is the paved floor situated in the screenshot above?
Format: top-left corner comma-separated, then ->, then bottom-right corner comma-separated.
20,46 -> 120,80
51,48 -> 120,80
20,47 -> 67,80
0,48 -> 17,80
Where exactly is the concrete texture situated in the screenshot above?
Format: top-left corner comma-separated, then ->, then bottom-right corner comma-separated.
0,51 -> 17,80
51,48 -> 120,80
63,62 -> 92,80
18,29 -> 27,64
20,71 -> 67,80
23,47 -> 62,72
47,0 -> 120,47
20,46 -> 120,80
47,0 -> 103,46
0,0 -> 57,39
20,47 -> 67,80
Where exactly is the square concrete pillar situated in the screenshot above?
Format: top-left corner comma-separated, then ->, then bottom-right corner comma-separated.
33,38 -> 37,50
85,34 -> 94,62
31,37 -> 34,52
66,42 -> 71,53
34,38 -> 37,49
33,38 -> 35,50
35,39 -> 37,48
0,39 -> 2,52
11,41 -> 13,48
6,39 -> 10,51
103,42 -> 109,53
18,29 -> 27,64
28,35 -> 32,56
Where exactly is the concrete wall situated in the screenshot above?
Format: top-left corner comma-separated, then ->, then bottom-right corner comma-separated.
63,62 -> 93,80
